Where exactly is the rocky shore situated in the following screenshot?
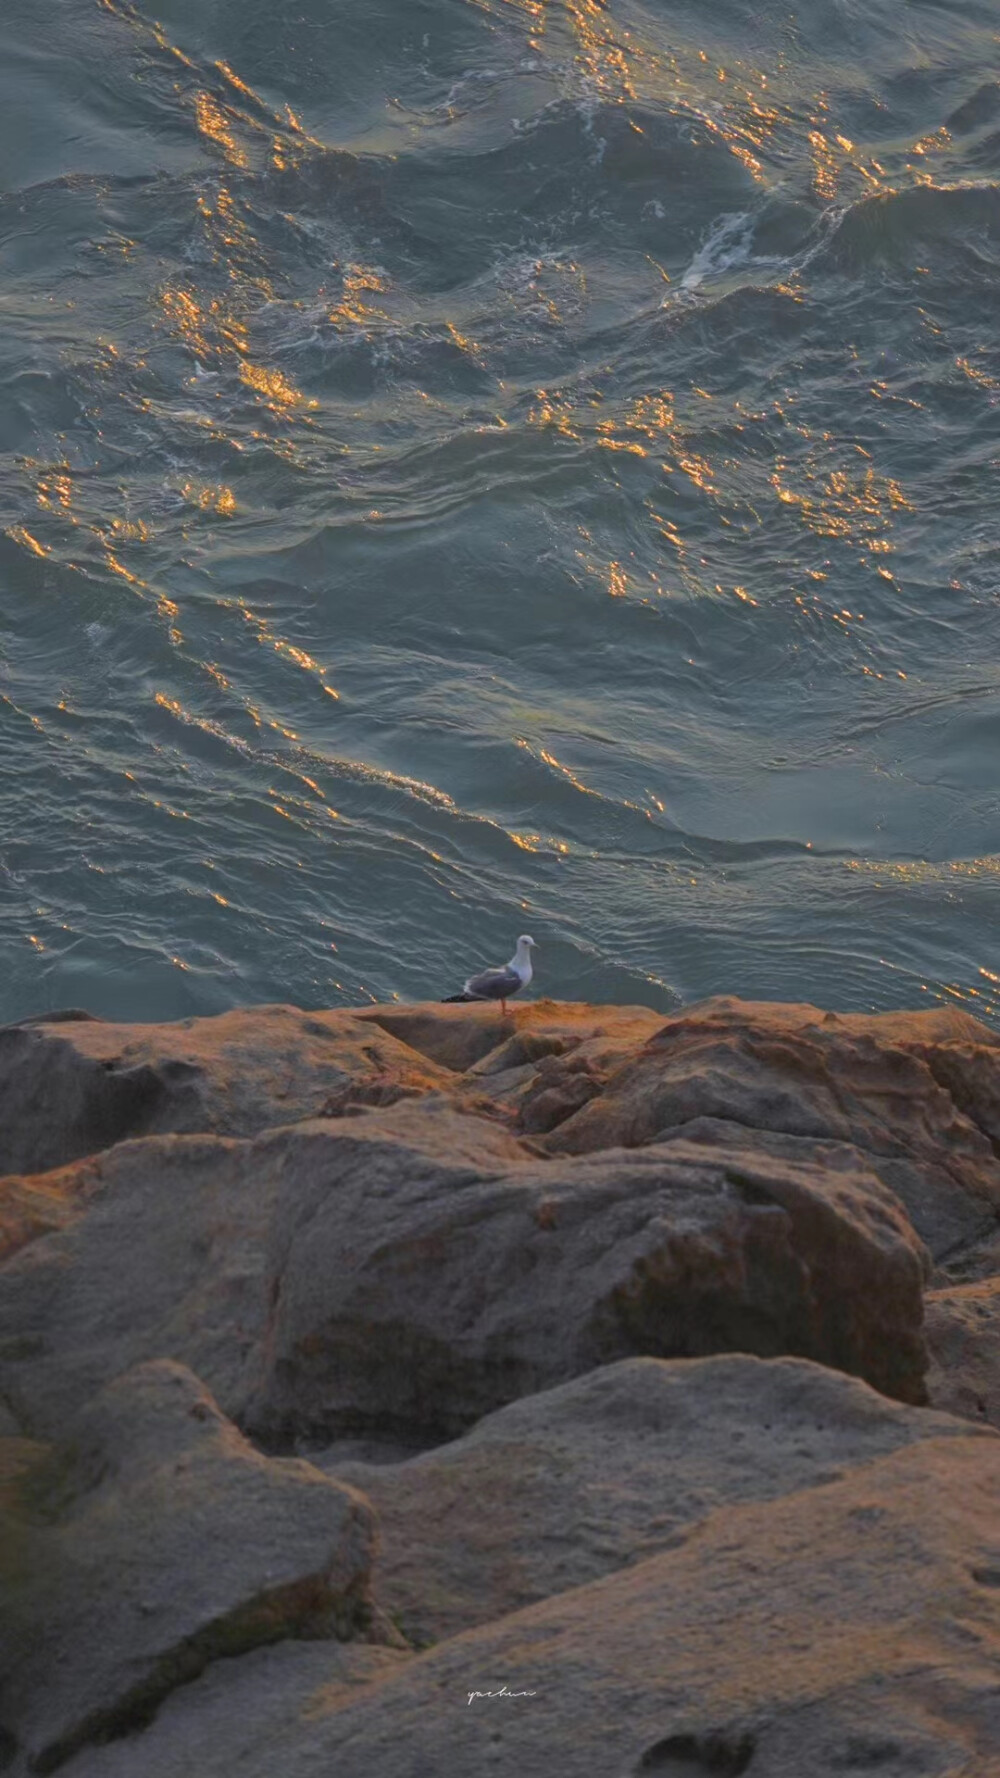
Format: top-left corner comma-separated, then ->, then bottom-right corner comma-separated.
2,993 -> 1000,1775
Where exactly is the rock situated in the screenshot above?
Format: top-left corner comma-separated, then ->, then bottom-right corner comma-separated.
0,1157 -> 104,1264
6,991 -> 998,1272
0,1005 -> 449,1179
3,992 -> 1000,1778
925,1276 -> 1000,1431
0,1360 -> 378,1775
49,1429 -> 1000,1778
0,1107 -> 524,1440
515,1055 -> 603,1135
881,1012 -> 1000,1155
356,998 -> 664,1075
543,996 -> 1000,1259
324,1353 -> 989,1645
23,1640 -> 410,1778
0,1428 -> 47,1504
0,1099 -> 928,1445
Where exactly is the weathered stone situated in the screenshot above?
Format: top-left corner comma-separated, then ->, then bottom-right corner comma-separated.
325,1353 -> 990,1644
357,998 -> 664,1074
925,1275 -> 1000,1431
0,1004 -> 449,1178
0,1157 -> 104,1264
0,1100 -> 928,1446
19,1640 -> 410,1778
1,992 -> 999,1778
0,1360 -> 377,1774
544,996 -> 1000,1259
50,1430 -> 1000,1778
0,1107 -> 524,1439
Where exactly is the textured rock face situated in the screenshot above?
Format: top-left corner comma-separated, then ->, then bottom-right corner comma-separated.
0,1361 -> 377,1775
542,998 -> 1000,1260
0,1158 -> 104,1262
325,1354 -> 990,1645
925,1276 -> 1000,1431
270,1434 -> 1000,1778
0,1004 -> 450,1177
48,1429 -> 1000,1778
2,992 -> 1000,1777
0,1100 -> 928,1444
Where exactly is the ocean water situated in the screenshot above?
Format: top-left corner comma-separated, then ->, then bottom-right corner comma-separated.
2,0 -> 1000,1024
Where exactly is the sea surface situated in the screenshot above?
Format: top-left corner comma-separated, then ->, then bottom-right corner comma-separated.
2,0 -> 1000,1024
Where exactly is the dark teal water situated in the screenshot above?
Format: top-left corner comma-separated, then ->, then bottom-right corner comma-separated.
2,0 -> 1000,1022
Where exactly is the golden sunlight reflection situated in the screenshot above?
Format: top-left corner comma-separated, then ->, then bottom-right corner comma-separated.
35,469 -> 73,513
221,599 -> 340,699
526,741 -> 646,817
847,857 -> 1000,885
770,460 -> 913,563
238,362 -> 316,413
494,0 -> 637,99
508,831 -> 571,854
194,92 -> 249,168
808,125 -> 839,202
160,287 -> 248,362
563,0 -> 636,101
214,60 -> 265,109
328,266 -> 390,330
6,526 -> 49,558
180,484 -> 238,516
523,369 -> 919,616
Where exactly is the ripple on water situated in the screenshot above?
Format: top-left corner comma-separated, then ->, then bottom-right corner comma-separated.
2,0 -> 1000,1022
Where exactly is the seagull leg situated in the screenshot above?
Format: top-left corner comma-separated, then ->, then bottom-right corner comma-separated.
500,999 -> 507,1017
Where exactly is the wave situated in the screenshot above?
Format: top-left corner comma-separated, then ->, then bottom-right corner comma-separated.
820,180 -> 1000,272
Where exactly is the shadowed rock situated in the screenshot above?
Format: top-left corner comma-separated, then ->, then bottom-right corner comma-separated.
0,1360 -> 378,1774
0,1100 -> 928,1445
324,1353 -> 991,1644
47,1428 -> 1000,1778
356,998 -> 665,1075
0,1005 -> 450,1180
925,1275 -> 1000,1431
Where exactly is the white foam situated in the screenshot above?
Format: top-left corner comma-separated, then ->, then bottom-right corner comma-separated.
680,211 -> 756,291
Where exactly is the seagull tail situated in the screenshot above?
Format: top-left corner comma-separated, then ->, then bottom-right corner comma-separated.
441,993 -> 476,1003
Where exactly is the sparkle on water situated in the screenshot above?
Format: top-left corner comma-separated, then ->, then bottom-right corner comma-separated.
2,0 -> 1000,1023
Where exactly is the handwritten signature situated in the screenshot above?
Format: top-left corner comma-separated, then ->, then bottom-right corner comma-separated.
467,1684 -> 538,1706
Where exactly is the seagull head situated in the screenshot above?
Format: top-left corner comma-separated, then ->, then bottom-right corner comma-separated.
515,934 -> 536,951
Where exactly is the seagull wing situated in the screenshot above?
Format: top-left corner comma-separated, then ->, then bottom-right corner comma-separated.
463,965 -> 522,1001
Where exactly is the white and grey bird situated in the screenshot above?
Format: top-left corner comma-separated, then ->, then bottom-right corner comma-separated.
442,934 -> 536,1016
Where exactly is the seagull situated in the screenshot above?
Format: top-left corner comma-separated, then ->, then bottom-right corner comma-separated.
442,934 -> 536,1016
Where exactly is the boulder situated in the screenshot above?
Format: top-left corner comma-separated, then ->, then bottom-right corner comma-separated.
0,1005 -> 449,1178
0,1107 -> 524,1440
3,993 -> 1000,1778
49,1429 -> 1000,1778
14,1640 -> 410,1778
0,1360 -> 378,1775
324,1353 -> 989,1644
543,996 -> 1000,1259
925,1276 -> 1000,1431
0,1100 -> 928,1445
